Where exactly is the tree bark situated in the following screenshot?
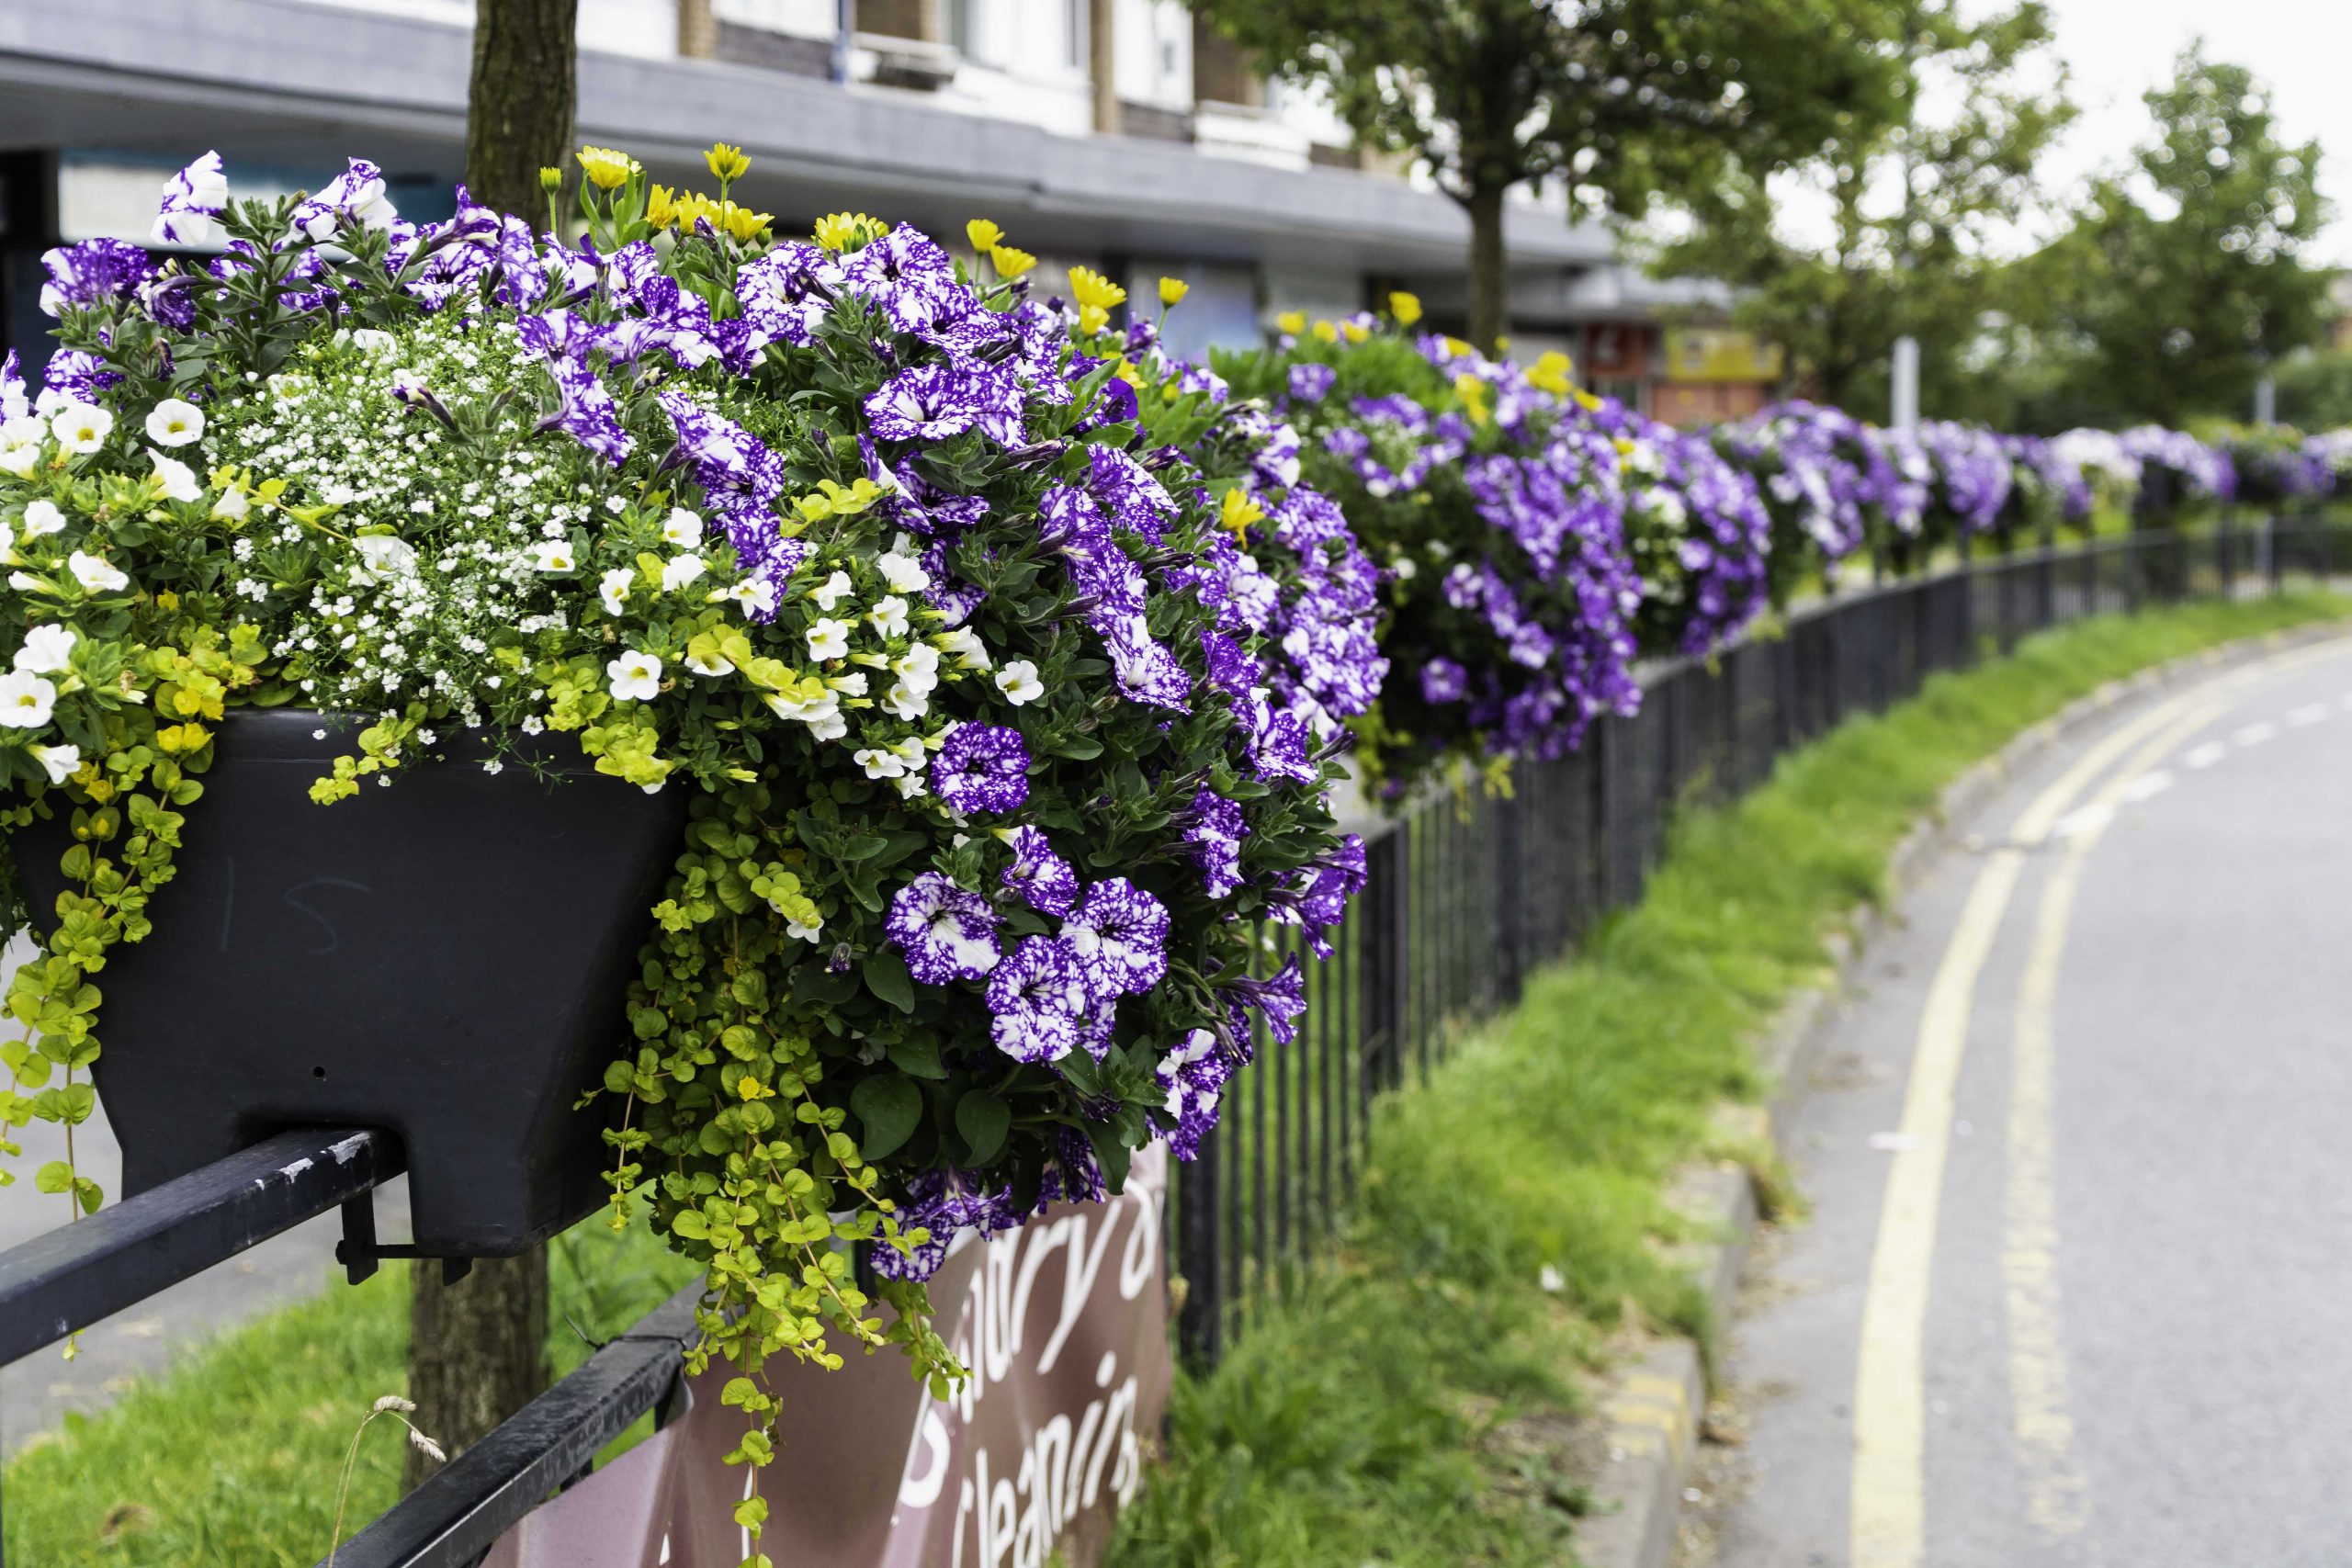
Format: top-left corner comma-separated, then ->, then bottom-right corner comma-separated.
402,1253 -> 551,1492
1089,0 -> 1119,136
466,0 -> 581,220
1464,182 -> 1510,354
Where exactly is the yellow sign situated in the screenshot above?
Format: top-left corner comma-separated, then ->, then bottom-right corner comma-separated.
1664,328 -> 1783,384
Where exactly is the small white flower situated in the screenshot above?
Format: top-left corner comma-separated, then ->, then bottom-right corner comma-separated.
28,741 -> 81,785
937,626 -> 990,671
868,595 -> 910,638
1392,556 -> 1418,581
659,555 -> 707,593
0,446 -> 38,480
349,328 -> 396,355
605,649 -> 662,702
351,536 -> 417,582
854,746 -> 907,781
15,624 -> 75,674
892,643 -> 942,696
210,486 -> 250,523
659,507 -> 703,547
68,551 -> 129,593
810,570 -> 854,613
888,737 -> 929,772
806,617 -> 851,660
599,568 -> 634,616
807,709 -> 848,741
147,449 -> 202,504
684,647 -> 735,678
894,772 -> 928,800
529,538 -> 576,572
995,660 -> 1044,705
144,399 -> 205,447
21,500 -> 68,538
50,403 -> 113,455
786,911 -> 823,942
0,670 -> 57,728
1,414 -> 44,448
828,671 -> 870,697
720,576 -> 779,618
882,681 -> 927,720
1538,1264 -> 1566,1293
876,551 -> 930,593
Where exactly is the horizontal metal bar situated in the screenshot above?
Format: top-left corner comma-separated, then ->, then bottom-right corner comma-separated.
317,1281 -> 707,1568
0,1125 -> 401,1367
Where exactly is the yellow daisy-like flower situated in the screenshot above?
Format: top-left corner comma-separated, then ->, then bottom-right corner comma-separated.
1526,350 -> 1576,396
989,243 -> 1037,279
966,218 -> 1004,252
537,166 -> 564,195
1068,265 -> 1127,312
1220,487 -> 1265,542
1312,320 -> 1340,344
1389,290 -> 1423,326
1158,276 -> 1189,307
1572,389 -> 1603,412
814,211 -> 883,252
1454,373 -> 1492,426
718,201 -> 773,243
576,146 -> 639,191
646,184 -> 683,230
1341,320 -> 1369,343
704,142 -> 751,184
1078,303 -> 1111,336
1274,310 -> 1306,335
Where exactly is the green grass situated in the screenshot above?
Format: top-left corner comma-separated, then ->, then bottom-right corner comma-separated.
1106,591 -> 2351,1568
1,1212 -> 699,1566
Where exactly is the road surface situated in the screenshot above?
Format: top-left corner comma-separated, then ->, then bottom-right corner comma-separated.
1689,634 -> 2352,1568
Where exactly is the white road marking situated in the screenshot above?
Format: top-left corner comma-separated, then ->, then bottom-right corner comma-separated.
2339,692 -> 2352,712
2117,771 -> 2173,803
2181,741 -> 2228,770
2051,803 -> 2116,840
2288,703 -> 2328,728
2234,720 -> 2278,746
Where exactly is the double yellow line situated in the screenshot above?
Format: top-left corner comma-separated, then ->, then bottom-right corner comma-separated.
1849,642 -> 2346,1567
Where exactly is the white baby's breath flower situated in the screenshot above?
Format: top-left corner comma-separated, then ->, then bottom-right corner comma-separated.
28,742 -> 80,785
995,660 -> 1044,705
806,617 -> 851,660
50,402 -> 113,454
659,507 -> 703,547
599,568 -> 634,616
529,539 -> 576,572
876,551 -> 930,593
67,551 -> 129,593
605,649 -> 662,702
868,595 -> 910,638
144,399 -> 205,447
660,555 -> 707,592
810,570 -> 854,612
15,624 -> 75,674
0,670 -> 58,728
21,500 -> 67,538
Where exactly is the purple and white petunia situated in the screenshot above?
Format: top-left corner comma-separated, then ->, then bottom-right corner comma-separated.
153,151 -> 230,248
1182,786 -> 1248,898
933,722 -> 1030,815
1060,877 -> 1170,999
984,935 -> 1095,1063
885,872 -> 1003,986
998,826 -> 1080,917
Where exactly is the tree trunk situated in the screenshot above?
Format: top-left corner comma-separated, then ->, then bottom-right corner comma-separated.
1089,0 -> 1119,136
1464,182 -> 1510,355
466,0 -> 581,220
402,1253 -> 551,1492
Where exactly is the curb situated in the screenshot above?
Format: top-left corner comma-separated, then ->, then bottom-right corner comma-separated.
1571,619 -> 2352,1568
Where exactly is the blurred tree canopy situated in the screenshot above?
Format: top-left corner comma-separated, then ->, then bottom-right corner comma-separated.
1186,0 -> 1913,352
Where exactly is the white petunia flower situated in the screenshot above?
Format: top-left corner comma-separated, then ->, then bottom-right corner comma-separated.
881,681 -> 927,720
806,617 -> 851,660
893,772 -> 928,800
868,595 -> 910,638
0,446 -> 38,480
828,671 -> 870,696
719,576 -> 779,618
22,500 -> 68,538
2,414 -> 44,448
50,403 -> 113,455
605,649 -> 662,701
599,568 -> 635,616
888,737 -> 929,772
350,535 -> 417,583
995,659 -> 1044,705
15,624 -> 75,674
144,400 -> 205,447
854,747 -> 907,780
786,910 -> 823,942
0,670 -> 58,728
68,551 -> 130,593
659,507 -> 703,547
659,555 -> 707,592
529,539 -> 576,572
210,486 -> 250,523
937,626 -> 990,671
810,570 -> 854,613
684,647 -> 735,677
149,449 -> 203,503
807,708 -> 849,741
28,741 -> 80,785
876,551 -> 930,593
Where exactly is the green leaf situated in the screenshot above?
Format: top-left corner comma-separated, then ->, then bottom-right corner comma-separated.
33,1160 -> 73,1195
956,1092 -> 1012,1166
885,1033 -> 947,1080
1083,1122 -> 1133,1195
851,1077 -> 922,1162
862,950 -> 915,1015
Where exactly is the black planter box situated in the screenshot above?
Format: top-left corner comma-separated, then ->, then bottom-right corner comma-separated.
13,710 -> 688,1256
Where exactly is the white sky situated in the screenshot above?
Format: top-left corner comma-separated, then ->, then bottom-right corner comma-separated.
2037,0 -> 2352,265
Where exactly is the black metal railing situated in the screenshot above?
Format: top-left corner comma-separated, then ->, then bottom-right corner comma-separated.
1168,516 -> 2352,1363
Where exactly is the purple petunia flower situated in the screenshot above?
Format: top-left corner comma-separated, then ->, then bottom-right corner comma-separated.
1420,658 -> 1468,705
152,151 -> 229,248
1226,954 -> 1307,1046
40,239 -> 154,317
1287,362 -> 1338,403
885,872 -> 1003,987
999,826 -> 1080,918
1182,786 -> 1248,898
537,355 -> 634,465
1154,1028 -> 1234,1160
984,935 -> 1095,1063
1061,878 -> 1170,999
838,223 -> 967,334
290,159 -> 396,241
867,1168 -> 1028,1281
933,723 -> 1030,815
1085,444 -> 1176,544
865,364 -> 984,443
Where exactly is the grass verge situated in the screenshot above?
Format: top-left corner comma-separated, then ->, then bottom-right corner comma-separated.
1104,592 -> 2350,1568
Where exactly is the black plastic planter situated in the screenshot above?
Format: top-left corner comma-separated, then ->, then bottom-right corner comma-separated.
13,710 -> 688,1256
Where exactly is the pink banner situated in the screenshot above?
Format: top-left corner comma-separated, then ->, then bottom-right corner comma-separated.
483,1145 -> 1171,1568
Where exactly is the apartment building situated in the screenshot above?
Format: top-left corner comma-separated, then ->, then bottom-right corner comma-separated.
0,0 -> 1773,418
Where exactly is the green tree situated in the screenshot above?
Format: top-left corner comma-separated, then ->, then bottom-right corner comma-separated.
2019,45 -> 2331,428
1188,0 -> 1910,351
1657,0 -> 2071,422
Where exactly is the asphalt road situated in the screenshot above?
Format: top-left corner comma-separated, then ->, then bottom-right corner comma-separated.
1688,635 -> 2352,1568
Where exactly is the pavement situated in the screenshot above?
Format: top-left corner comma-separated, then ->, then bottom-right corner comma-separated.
0,929 -> 410,1453
1685,634 -> 2352,1568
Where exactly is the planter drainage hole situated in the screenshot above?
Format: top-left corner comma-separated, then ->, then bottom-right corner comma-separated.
312,1066 -> 327,1079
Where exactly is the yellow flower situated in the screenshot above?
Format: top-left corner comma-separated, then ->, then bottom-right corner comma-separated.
1453,373 -> 1492,426
1114,358 -> 1143,386
1069,266 -> 1127,312
576,146 -> 639,191
1220,487 -> 1264,542
1526,350 -> 1576,396
989,243 -> 1037,279
704,142 -> 751,184
1341,320 -> 1369,343
1274,310 -> 1306,335
153,589 -> 181,613
967,218 -> 1004,252
1572,389 -> 1603,412
646,184 -> 683,230
718,201 -> 773,243
1078,303 -> 1111,336
735,1074 -> 775,1101
1312,320 -> 1340,344
1389,290 -> 1423,326
814,211 -> 882,252
538,166 -> 564,195
1158,276 -> 1189,307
